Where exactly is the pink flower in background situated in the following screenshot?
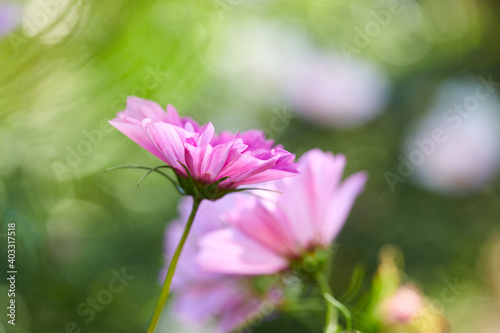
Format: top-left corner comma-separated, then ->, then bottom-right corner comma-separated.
209,19 -> 390,129
284,53 -> 390,128
381,286 -> 423,324
110,97 -> 298,190
405,79 -> 500,194
162,197 -> 282,333
197,149 -> 368,275
0,2 -> 21,37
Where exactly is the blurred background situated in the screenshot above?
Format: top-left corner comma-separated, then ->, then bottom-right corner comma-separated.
1,0 -> 500,332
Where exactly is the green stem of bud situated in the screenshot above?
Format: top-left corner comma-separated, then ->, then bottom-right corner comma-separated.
146,197 -> 202,333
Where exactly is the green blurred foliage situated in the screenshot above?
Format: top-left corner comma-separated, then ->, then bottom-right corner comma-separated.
1,0 -> 500,332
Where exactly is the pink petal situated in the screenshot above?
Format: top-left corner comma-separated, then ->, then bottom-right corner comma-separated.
122,96 -> 166,121
225,196 -> 298,256
165,104 -> 182,126
321,171 -> 368,244
299,149 -> 346,237
145,122 -> 193,170
197,229 -> 288,275
173,279 -> 242,325
184,144 -> 214,182
183,123 -> 216,180
201,139 -> 247,181
109,118 -> 166,162
233,152 -> 298,185
197,122 -> 215,147
216,295 -> 265,333
217,153 -> 277,186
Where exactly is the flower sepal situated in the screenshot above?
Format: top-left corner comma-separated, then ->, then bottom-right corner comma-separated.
106,163 -> 274,202
174,170 -> 232,201
291,247 -> 332,279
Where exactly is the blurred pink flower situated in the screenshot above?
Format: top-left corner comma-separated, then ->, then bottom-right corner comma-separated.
110,97 -> 297,189
197,149 -> 368,275
162,197 -> 282,333
284,53 -> 390,128
0,2 -> 21,37
405,79 -> 500,194
381,286 -> 423,324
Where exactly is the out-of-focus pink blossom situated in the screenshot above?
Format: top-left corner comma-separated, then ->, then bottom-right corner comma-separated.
381,286 -> 423,324
197,149 -> 367,275
405,79 -> 500,194
110,97 -> 298,190
284,53 -> 390,128
162,197 -> 283,333
0,2 -> 21,37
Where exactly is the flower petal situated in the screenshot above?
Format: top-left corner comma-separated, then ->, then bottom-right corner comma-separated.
321,171 -> 368,244
197,228 -> 288,275
145,122 -> 195,170
109,118 -> 166,162
122,96 -> 166,121
225,195 -> 298,256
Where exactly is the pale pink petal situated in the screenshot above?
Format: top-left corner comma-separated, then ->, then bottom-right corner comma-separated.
274,184 -> 316,250
173,279 -> 242,325
183,123 -> 216,179
321,171 -> 368,244
216,295 -> 264,333
217,153 -> 283,187
185,144 -> 214,181
297,150 -> 346,236
197,122 -> 215,147
165,104 -> 182,126
122,96 -> 166,121
228,156 -> 281,183
235,156 -> 297,185
225,196 -> 298,256
197,229 -> 288,275
145,122 -> 193,169
109,119 -> 166,162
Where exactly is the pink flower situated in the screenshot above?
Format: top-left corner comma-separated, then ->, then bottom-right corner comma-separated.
162,197 -> 283,333
404,79 -> 500,195
0,2 -> 21,37
196,149 -> 368,275
380,286 -> 423,324
284,53 -> 390,128
109,97 -> 298,191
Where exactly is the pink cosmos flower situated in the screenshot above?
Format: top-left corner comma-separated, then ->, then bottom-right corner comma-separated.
110,97 -> 298,190
196,149 -> 368,275
162,197 -> 283,333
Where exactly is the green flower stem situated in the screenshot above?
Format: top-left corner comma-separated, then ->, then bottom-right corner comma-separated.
315,270 -> 339,333
146,197 -> 202,333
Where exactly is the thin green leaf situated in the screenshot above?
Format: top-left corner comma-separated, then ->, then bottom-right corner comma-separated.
323,294 -> 352,332
105,164 -> 173,172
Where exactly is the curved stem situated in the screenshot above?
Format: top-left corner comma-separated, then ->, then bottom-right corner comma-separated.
146,197 -> 202,333
315,271 -> 338,333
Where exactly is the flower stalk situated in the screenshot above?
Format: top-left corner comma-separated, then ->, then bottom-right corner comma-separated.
146,197 -> 202,333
